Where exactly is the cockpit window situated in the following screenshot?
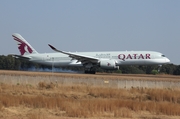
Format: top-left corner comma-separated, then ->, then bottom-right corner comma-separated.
161,55 -> 165,57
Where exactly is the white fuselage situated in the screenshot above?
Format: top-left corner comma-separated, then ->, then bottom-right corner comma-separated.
26,51 -> 170,67
11,33 -> 171,74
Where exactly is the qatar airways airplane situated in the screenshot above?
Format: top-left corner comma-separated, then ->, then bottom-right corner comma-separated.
12,33 -> 170,74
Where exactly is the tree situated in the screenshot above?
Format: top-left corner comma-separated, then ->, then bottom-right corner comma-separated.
173,65 -> 180,75
160,64 -> 176,74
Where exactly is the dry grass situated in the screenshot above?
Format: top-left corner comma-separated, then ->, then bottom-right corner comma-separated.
1,70 -> 180,119
28,112 -> 46,119
38,81 -> 55,89
1,82 -> 180,118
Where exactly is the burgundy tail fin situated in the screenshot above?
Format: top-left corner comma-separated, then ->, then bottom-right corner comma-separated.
12,33 -> 38,55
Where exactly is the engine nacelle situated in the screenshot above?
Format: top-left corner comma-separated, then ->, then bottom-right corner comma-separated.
99,59 -> 119,69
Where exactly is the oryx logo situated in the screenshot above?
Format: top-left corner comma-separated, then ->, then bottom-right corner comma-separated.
107,62 -> 111,66
13,35 -> 33,55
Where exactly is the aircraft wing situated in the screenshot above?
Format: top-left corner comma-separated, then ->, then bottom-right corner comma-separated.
48,44 -> 99,63
9,54 -> 31,60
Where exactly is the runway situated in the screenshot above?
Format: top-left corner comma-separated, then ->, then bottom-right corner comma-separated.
0,70 -> 180,89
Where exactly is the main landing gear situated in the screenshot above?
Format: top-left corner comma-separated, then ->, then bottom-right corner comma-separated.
84,68 -> 96,74
84,70 -> 96,74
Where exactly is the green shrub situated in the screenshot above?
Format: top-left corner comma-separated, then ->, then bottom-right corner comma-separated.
115,70 -> 122,74
151,70 -> 158,75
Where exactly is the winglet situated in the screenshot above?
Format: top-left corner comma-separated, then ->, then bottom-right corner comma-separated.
48,44 -> 56,50
48,44 -> 64,53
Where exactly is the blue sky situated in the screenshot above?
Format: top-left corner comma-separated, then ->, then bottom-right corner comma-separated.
0,0 -> 180,64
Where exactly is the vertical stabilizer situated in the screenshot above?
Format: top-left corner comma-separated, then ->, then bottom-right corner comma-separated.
12,33 -> 38,55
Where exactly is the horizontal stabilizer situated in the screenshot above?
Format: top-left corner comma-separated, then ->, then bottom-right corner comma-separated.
9,54 -> 31,60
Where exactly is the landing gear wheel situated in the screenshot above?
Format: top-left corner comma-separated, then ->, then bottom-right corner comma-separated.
84,69 -> 96,74
90,71 -> 96,74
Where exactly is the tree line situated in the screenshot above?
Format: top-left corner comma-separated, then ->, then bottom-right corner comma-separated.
0,55 -> 180,75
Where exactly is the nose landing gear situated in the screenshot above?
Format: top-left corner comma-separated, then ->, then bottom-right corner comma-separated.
158,65 -> 162,72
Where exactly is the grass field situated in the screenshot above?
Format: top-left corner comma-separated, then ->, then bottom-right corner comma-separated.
0,70 -> 180,119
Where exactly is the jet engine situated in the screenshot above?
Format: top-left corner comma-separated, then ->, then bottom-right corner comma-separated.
99,59 -> 119,69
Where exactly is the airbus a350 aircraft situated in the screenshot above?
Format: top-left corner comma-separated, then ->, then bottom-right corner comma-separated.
12,33 -> 170,74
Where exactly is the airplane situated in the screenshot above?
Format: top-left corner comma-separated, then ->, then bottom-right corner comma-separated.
11,33 -> 170,74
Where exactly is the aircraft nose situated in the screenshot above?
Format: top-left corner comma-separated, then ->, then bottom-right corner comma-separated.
165,58 -> 170,63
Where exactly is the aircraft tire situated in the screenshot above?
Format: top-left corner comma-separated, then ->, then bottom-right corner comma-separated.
84,70 -> 96,74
